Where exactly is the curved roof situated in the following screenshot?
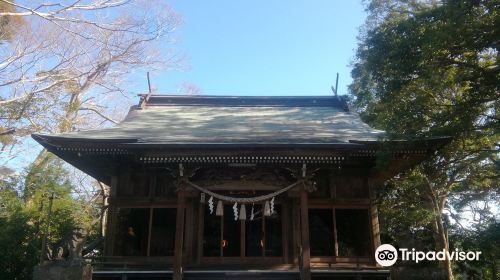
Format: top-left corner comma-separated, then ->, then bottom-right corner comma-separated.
34,95 -> 385,144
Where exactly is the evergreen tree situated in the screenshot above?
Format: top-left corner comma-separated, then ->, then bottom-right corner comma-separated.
0,156 -> 95,280
350,0 -> 499,279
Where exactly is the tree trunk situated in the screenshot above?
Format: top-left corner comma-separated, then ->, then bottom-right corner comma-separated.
425,180 -> 454,280
435,206 -> 453,280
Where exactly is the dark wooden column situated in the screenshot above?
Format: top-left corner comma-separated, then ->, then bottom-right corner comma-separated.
299,186 -> 311,280
173,187 -> 186,280
104,175 -> 118,256
184,199 -> 194,262
282,201 -> 290,264
369,180 -> 381,253
196,201 -> 204,264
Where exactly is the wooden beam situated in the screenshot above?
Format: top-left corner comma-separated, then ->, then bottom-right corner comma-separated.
173,188 -> 186,280
299,187 -> 311,280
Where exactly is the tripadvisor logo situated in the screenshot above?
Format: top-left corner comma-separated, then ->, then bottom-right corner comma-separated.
375,244 -> 398,266
375,244 -> 481,267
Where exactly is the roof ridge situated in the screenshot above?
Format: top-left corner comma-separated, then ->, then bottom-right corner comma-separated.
137,95 -> 350,110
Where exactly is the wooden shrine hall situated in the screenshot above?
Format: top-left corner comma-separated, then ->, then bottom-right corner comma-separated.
33,95 -> 448,280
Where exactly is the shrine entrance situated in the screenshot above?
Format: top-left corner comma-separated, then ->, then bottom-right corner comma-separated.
201,203 -> 284,262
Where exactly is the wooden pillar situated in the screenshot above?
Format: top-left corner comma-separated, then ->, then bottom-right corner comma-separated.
173,188 -> 186,280
292,197 -> 300,265
196,201 -> 204,264
105,175 -> 119,256
185,198 -> 194,262
241,219 -> 246,258
369,180 -> 381,252
282,201 -> 290,264
370,204 -> 381,251
104,206 -> 118,256
147,208 -> 153,256
299,187 -> 311,280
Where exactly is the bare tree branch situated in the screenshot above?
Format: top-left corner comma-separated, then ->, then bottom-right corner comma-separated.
79,107 -> 117,124
1,0 -> 184,163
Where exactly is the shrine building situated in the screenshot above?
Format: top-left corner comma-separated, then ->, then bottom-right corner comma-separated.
33,94 -> 449,280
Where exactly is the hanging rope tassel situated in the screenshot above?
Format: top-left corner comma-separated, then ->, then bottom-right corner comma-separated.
239,204 -> 246,220
264,200 -> 271,216
185,179 -> 302,203
208,196 -> 214,214
216,200 -> 223,216
233,202 -> 238,221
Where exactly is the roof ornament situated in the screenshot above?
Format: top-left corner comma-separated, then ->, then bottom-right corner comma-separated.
330,72 -> 339,97
139,72 -> 153,109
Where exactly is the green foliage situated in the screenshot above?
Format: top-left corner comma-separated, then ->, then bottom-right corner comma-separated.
352,0 -> 498,139
378,169 -> 435,243
0,157 -> 95,280
0,184 -> 39,280
450,220 -> 500,279
351,0 -> 499,278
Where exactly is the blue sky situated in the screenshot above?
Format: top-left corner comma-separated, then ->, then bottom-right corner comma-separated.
150,0 -> 367,96
2,1 -> 367,173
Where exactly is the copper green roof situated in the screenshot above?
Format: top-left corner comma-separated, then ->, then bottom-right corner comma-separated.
33,95 -> 385,144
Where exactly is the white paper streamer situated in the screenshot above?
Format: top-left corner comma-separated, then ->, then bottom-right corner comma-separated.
250,204 -> 255,221
233,202 -> 238,221
208,196 -> 214,214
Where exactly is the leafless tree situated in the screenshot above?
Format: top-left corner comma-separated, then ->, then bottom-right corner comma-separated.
178,81 -> 202,95
0,0 -> 183,151
0,1 -> 185,238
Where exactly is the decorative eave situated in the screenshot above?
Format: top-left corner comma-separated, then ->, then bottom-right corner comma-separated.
138,155 -> 347,165
33,137 -> 438,159
32,133 -> 450,179
33,133 -> 450,158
